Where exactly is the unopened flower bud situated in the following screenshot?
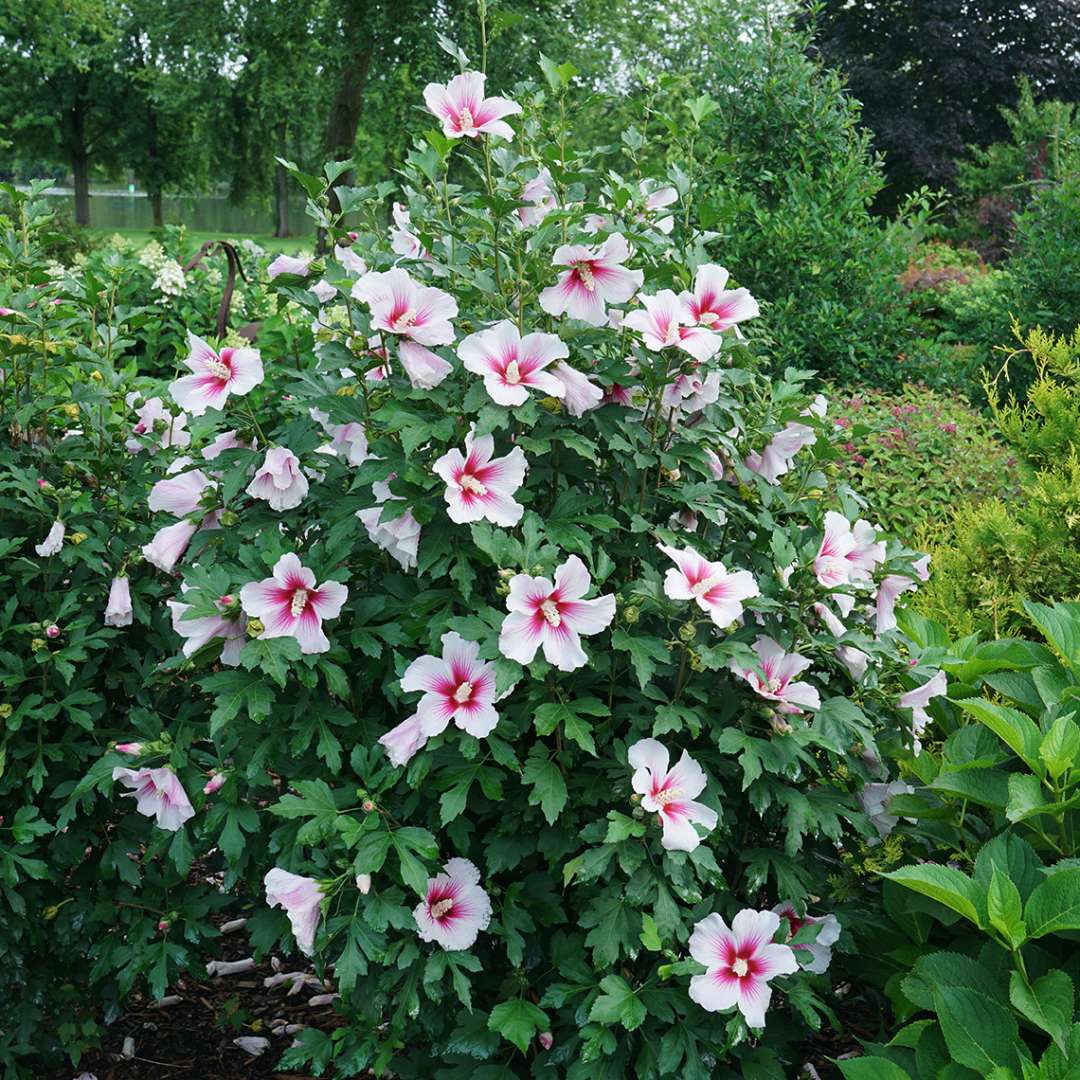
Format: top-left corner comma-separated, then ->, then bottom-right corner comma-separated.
69,532 -> 87,545
115,741 -> 143,754
204,773 -> 226,795
220,594 -> 234,607
158,919 -> 170,932
623,605 -> 639,624
632,806 -> 646,820
246,618 -> 264,637
45,624 -> 60,639
62,403 -> 79,419
362,799 -> 376,813
37,477 -> 50,489
539,1032 -> 553,1051
688,650 -> 704,672
355,873 -> 372,894
678,622 -> 697,644
31,637 -> 46,652
43,905 -> 60,921
90,369 -> 103,381
538,396 -> 562,413
219,509 -> 239,527
629,793 -> 641,804
770,714 -> 794,735
497,568 -> 515,580
0,704 -> 11,719
335,385 -> 357,397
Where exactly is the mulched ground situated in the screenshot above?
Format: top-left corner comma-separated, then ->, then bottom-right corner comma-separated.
48,921 -> 343,1080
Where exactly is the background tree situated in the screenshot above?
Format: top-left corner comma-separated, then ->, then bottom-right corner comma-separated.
803,0 -> 1080,206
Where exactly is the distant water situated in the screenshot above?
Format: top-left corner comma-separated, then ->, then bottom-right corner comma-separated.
36,188 -> 310,235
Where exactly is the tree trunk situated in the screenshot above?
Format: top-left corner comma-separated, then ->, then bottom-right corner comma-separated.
151,190 -> 164,228
318,11 -> 372,252
274,123 -> 290,237
71,98 -> 91,227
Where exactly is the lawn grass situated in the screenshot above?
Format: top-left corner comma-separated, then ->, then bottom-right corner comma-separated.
83,227 -> 315,254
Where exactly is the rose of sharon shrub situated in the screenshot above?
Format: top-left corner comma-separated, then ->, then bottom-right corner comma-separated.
0,57 -> 938,1078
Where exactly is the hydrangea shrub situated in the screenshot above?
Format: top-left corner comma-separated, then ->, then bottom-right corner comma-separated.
0,46 -> 939,1078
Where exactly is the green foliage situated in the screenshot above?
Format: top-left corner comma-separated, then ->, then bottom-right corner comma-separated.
830,383 -> 1019,538
919,326 -> 1080,638
688,15 -> 929,387
866,603 -> 1080,1076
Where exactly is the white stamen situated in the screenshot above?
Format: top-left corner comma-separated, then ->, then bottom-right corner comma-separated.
577,262 -> 596,291
392,309 -> 417,331
699,311 -> 719,326
766,676 -> 783,693
691,575 -> 720,597
652,786 -> 681,807
431,898 -> 454,918
459,473 -> 488,496
504,359 -> 522,385
732,957 -> 749,977
663,323 -> 680,347
205,355 -> 231,380
540,599 -> 561,627
290,589 -> 308,617
453,681 -> 473,704
458,107 -> 475,132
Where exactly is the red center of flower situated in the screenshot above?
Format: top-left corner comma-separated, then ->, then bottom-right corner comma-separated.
290,589 -> 309,617
458,107 -> 475,132
731,957 -> 749,977
453,680 -> 473,704
392,308 -> 417,331
431,897 -> 454,918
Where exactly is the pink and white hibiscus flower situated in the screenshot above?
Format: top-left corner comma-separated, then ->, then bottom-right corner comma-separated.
623,290 -> 720,362
239,552 -> 348,655
397,340 -> 453,389
680,264 -> 760,331
357,481 -> 421,570
266,254 -> 311,280
847,519 -> 886,580
202,429 -> 255,461
773,902 -> 841,974
168,332 -> 263,417
814,511 -> 858,588
112,767 -> 195,832
875,574 -> 919,634
688,909 -> 799,1028
423,71 -> 521,141
167,594 -> 247,666
126,396 -> 190,453
432,429 -> 527,527
730,636 -> 821,713
459,321 -> 568,406
899,669 -> 948,751
498,554 -> 616,671
517,169 -> 556,227
378,714 -> 428,768
333,243 -> 367,276
35,519 -> 65,556
640,181 -> 678,233
264,868 -> 324,956
860,779 -> 915,839
538,233 -> 643,326
142,520 -> 200,574
812,602 -> 869,681
148,460 -> 215,516
658,543 -> 759,627
104,575 -> 133,627
310,409 -> 370,467
352,268 -> 457,346
414,858 -> 492,951
627,738 -> 717,852
246,447 -> 309,511
400,632 -> 499,741
662,367 -> 722,415
744,422 -> 816,484
390,202 -> 427,260
552,362 -> 603,416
